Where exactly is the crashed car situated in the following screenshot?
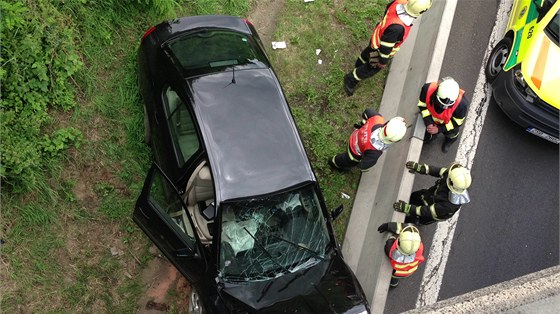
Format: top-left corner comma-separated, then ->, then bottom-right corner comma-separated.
134,15 -> 370,313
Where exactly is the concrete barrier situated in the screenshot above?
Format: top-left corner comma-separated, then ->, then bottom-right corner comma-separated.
341,0 -> 459,312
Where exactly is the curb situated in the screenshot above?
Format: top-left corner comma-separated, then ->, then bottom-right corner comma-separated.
341,0 -> 459,312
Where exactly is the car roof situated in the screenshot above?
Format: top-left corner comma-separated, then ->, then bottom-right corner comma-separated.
188,68 -> 316,202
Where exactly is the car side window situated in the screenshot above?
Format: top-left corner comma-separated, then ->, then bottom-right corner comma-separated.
149,168 -> 197,248
163,86 -> 200,167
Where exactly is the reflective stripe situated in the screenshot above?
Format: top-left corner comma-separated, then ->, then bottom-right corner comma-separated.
347,147 -> 360,162
429,204 -> 440,220
394,261 -> 419,269
418,101 -> 427,108
421,109 -> 431,118
415,206 -> 422,216
379,51 -> 392,58
432,116 -> 445,124
358,55 -> 366,64
453,116 -> 465,125
448,132 -> 459,139
425,164 -> 430,174
380,40 -> 397,47
396,223 -> 402,234
394,265 -> 419,276
445,121 -> 454,132
352,68 -> 361,81
439,168 -> 448,177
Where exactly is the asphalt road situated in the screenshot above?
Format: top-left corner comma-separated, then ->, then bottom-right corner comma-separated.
384,0 -> 559,313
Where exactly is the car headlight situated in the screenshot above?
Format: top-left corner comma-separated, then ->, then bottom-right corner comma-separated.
513,69 -> 538,103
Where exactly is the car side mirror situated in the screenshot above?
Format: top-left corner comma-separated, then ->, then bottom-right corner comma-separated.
331,205 -> 344,221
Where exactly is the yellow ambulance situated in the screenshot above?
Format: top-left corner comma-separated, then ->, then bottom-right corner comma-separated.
486,0 -> 559,143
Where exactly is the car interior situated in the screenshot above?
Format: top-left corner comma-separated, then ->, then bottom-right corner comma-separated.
174,161 -> 215,245
165,87 -> 199,163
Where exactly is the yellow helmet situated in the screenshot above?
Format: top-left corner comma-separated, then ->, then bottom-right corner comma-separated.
447,162 -> 472,194
397,225 -> 421,255
437,77 -> 460,108
379,117 -> 407,144
404,0 -> 433,17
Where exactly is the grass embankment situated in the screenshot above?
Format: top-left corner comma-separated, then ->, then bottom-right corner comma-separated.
0,0 -> 386,312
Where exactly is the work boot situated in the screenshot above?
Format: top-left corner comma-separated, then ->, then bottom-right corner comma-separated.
329,157 -> 351,172
423,132 -> 436,144
389,277 -> 399,288
442,137 -> 457,153
343,72 -> 358,96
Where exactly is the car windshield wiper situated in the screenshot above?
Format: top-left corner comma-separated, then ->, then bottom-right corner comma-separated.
243,227 -> 290,274
271,235 -> 326,261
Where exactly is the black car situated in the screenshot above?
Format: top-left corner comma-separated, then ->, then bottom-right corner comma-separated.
134,15 -> 370,313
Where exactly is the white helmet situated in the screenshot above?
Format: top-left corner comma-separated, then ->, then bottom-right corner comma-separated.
405,0 -> 433,17
447,162 -> 472,194
437,77 -> 460,108
397,225 -> 421,255
379,117 -> 407,144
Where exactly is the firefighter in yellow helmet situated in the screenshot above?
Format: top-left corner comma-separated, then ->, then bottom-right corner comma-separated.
418,77 -> 470,153
343,0 -> 433,96
330,108 -> 407,172
393,161 -> 472,225
378,222 -> 425,287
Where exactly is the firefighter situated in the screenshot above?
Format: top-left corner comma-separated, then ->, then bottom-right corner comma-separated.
418,77 -> 469,153
378,222 -> 424,288
343,0 -> 432,96
329,108 -> 407,172
393,161 -> 472,225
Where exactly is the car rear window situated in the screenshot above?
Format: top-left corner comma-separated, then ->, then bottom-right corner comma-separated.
166,29 -> 269,76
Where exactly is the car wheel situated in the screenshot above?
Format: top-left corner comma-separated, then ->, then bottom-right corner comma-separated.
143,105 -> 151,145
485,37 -> 512,83
187,286 -> 203,314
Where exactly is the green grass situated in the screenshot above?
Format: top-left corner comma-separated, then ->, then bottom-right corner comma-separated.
270,0 -> 387,238
1,0 -> 387,312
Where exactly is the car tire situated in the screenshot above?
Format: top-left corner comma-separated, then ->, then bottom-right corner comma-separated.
486,37 -> 512,83
187,286 -> 204,314
143,105 -> 151,145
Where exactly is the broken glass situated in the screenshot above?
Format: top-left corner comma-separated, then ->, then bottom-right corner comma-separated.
219,184 -> 330,282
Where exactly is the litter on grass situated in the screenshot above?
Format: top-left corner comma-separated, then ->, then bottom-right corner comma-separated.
272,41 -> 287,49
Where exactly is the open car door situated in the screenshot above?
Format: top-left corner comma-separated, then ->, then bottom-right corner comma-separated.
133,163 -> 206,284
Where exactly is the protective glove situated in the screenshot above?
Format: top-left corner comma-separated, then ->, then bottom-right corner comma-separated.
377,223 -> 389,233
406,161 -> 421,173
393,201 -> 411,214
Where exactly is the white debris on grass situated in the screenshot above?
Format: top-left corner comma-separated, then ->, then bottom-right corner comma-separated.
315,49 -> 321,55
271,41 -> 287,49
341,192 -> 351,199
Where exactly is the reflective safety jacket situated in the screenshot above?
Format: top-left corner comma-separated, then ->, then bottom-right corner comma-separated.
389,240 -> 425,277
349,115 -> 386,156
370,0 -> 412,58
424,82 -> 464,125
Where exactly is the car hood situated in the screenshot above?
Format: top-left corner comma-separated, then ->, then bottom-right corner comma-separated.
219,253 -> 369,313
521,21 -> 560,109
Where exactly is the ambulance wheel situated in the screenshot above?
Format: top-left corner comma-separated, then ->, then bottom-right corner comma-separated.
486,37 -> 512,83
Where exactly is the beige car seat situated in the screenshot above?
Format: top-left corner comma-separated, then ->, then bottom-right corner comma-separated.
186,163 -> 215,244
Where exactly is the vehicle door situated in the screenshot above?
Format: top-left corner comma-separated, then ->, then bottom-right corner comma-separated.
133,163 -> 207,284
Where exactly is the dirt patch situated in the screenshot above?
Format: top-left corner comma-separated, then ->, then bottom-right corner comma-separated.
134,1 -> 286,312
247,0 -> 286,47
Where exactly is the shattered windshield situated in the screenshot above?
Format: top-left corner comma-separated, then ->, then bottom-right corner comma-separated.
218,184 -> 330,282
